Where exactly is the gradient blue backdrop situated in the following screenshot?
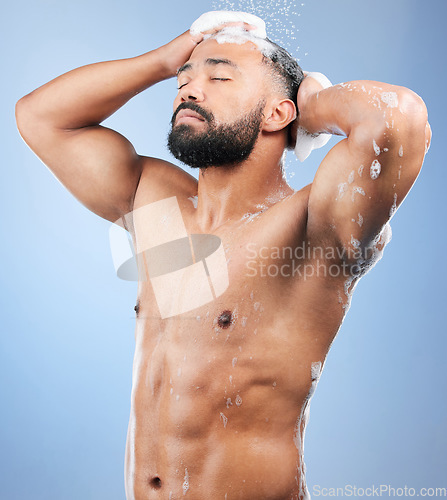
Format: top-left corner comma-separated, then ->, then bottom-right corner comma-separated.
1,0 -> 446,498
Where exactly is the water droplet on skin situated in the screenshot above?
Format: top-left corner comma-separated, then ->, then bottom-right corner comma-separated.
350,235 -> 360,248
373,139 -> 380,156
389,193 -> 398,217
370,159 -> 381,179
398,145 -> 404,157
358,165 -> 364,177
351,186 -> 366,202
170,388 -> 174,395
176,395 -> 180,401
337,182 -> 348,199
348,170 -> 355,184
254,302 -> 261,311
311,361 -> 322,380
273,381 -> 277,387
229,375 -> 233,384
381,91 -> 398,108
226,398 -> 233,408
188,195 -> 198,208
235,394 -> 243,406
220,412 -> 228,428
232,357 -> 238,367
357,213 -> 363,227
183,468 -> 189,495
178,367 -> 182,377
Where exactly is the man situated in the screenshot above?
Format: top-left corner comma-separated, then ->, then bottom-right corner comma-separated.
15,11 -> 430,500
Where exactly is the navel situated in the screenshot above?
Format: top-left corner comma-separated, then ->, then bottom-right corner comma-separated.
149,476 -> 162,489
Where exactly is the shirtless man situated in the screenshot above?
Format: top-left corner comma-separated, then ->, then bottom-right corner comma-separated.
15,12 -> 430,500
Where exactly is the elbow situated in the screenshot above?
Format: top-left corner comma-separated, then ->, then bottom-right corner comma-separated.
374,88 -> 431,158
398,89 -> 431,155
16,93 -> 43,145
398,88 -> 429,133
15,96 -> 25,133
15,95 -> 33,141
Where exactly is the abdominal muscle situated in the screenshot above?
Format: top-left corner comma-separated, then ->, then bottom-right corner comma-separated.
124,301 -> 322,500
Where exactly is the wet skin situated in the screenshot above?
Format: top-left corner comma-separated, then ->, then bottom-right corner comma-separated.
125,184 -> 352,500
15,24 -> 427,500
122,38 -> 400,500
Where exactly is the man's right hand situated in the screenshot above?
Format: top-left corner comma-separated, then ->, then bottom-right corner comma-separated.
15,20 -> 257,224
157,21 -> 256,79
156,30 -> 205,79
15,27 -> 205,223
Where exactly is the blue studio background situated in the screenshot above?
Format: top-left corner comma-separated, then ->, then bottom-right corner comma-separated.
1,0 -> 446,498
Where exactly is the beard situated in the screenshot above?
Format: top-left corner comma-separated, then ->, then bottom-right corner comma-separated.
167,100 -> 265,169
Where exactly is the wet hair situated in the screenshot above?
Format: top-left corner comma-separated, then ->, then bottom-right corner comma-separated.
261,38 -> 304,104
260,39 -> 303,147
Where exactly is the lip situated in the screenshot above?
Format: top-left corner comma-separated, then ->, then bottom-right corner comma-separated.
175,109 -> 206,124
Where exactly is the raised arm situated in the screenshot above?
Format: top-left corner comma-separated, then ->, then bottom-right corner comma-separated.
297,76 -> 431,262
15,30 -> 203,222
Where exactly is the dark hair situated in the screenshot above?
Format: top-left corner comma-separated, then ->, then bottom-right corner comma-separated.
260,39 -> 303,147
261,38 -> 304,104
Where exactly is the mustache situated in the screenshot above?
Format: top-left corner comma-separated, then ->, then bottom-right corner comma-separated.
171,102 -> 214,126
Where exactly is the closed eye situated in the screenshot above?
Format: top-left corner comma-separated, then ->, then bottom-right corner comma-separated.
177,78 -> 231,90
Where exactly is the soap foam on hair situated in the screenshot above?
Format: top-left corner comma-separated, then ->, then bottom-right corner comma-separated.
190,11 -> 333,162
204,26 -> 275,56
190,10 -> 267,38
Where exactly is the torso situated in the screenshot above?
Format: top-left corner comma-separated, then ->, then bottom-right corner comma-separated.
124,162 -> 350,500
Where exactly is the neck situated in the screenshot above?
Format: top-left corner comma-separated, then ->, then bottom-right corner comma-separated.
194,141 -> 293,232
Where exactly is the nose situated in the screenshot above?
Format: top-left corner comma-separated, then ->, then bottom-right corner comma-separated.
179,78 -> 205,103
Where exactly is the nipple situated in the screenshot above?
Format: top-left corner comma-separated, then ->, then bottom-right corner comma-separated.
217,310 -> 233,329
134,301 -> 140,316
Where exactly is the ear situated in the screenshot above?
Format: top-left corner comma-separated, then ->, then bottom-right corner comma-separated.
262,98 -> 297,133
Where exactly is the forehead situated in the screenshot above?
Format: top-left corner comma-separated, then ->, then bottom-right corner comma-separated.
184,38 -> 265,73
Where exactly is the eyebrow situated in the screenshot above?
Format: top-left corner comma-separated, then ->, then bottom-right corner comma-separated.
177,58 -> 240,76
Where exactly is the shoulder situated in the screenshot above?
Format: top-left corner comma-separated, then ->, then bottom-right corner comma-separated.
251,183 -> 312,248
134,156 -> 198,209
272,183 -> 312,228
